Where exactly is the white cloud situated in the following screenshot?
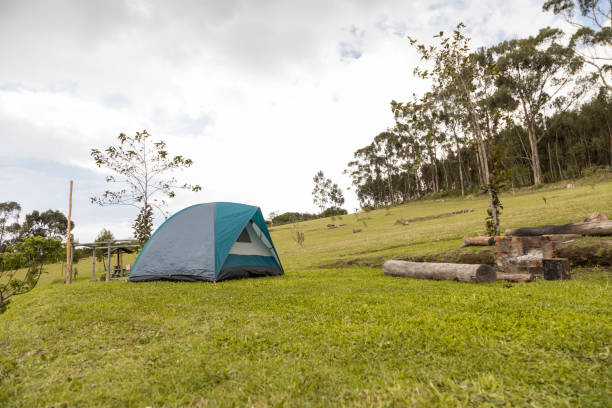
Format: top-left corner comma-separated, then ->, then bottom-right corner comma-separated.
0,0 -> 563,241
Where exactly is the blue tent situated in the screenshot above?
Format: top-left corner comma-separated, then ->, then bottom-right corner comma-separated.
129,202 -> 283,282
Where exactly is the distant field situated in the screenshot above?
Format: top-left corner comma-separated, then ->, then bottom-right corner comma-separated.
271,176 -> 612,271
1,176 -> 611,407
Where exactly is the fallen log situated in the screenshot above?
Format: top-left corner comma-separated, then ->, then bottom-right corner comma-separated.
505,221 -> 612,237
461,236 -> 495,247
383,260 -> 496,282
496,273 -> 533,282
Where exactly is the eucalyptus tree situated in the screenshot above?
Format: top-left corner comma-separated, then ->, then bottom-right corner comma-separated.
544,0 -> 612,90
312,171 -> 345,213
20,209 -> 74,240
409,23 -> 501,233
0,201 -> 20,252
91,130 -> 202,243
391,100 -> 425,198
492,27 -> 583,185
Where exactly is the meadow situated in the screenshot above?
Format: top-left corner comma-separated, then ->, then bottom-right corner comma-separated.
1,177 -> 611,407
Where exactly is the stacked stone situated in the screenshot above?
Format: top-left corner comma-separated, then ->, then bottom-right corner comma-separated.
494,235 -> 574,281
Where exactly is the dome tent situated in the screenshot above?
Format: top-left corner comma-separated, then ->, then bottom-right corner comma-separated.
129,202 -> 283,282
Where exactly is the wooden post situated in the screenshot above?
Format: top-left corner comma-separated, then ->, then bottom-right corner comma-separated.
91,247 -> 96,281
106,244 -> 111,282
65,180 -> 73,284
69,243 -> 74,283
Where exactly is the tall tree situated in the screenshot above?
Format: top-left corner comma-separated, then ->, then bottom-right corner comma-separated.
543,0 -> 612,90
91,130 -> 202,243
492,27 -> 583,185
20,209 -> 74,240
312,171 -> 346,214
409,23 -> 501,231
0,202 -> 21,252
95,228 -> 115,271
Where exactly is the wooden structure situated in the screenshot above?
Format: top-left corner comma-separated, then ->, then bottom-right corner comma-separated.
494,235 -> 576,281
69,239 -> 141,282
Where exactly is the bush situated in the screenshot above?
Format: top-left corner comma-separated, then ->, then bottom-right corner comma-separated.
0,236 -> 63,313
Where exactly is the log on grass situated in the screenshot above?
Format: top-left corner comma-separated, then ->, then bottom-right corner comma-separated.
461,236 -> 495,247
496,273 -> 533,282
383,260 -> 496,282
505,221 -> 612,237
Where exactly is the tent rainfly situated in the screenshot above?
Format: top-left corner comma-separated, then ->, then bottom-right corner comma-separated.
129,202 -> 284,282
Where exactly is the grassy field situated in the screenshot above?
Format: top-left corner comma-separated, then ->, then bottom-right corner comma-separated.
1,177 -> 611,407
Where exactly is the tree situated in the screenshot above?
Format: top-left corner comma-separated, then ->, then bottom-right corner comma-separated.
91,130 -> 202,243
543,0 -> 612,90
312,171 -> 332,214
408,23 -> 500,228
0,236 -> 62,313
312,171 -> 345,214
0,201 -> 21,252
328,182 -> 345,210
492,27 -> 583,185
20,209 -> 74,240
95,228 -> 115,271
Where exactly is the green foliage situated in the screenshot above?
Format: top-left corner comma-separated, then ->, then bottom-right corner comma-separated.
491,26 -> 583,185
271,212 -> 319,226
90,130 -> 201,240
321,206 -> 348,217
94,228 -> 115,265
543,0 -> 612,90
312,170 -> 345,214
484,146 -> 505,236
133,204 -> 153,244
20,209 -> 74,240
0,236 -> 62,313
0,201 -> 20,252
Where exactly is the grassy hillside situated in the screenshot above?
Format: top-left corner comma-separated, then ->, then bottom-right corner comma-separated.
1,176 -> 611,407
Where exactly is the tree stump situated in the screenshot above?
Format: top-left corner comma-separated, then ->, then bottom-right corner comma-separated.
542,258 -> 570,280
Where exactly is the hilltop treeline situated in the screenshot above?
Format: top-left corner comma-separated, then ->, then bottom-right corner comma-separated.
347,3 -> 612,208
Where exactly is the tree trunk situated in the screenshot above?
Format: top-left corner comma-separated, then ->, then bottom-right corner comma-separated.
386,168 -> 395,205
461,236 -> 495,247
497,273 -> 533,282
555,136 -> 564,179
429,147 -> 439,193
547,142 -> 555,181
383,260 -> 496,282
527,120 -> 542,185
505,220 -> 612,236
454,131 -> 465,197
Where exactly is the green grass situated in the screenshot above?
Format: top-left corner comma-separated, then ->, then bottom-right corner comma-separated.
1,177 -> 612,407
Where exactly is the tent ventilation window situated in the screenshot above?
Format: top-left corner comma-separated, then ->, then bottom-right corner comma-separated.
237,227 -> 251,243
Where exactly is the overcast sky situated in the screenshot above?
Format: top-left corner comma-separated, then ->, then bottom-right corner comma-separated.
0,0 -> 561,241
